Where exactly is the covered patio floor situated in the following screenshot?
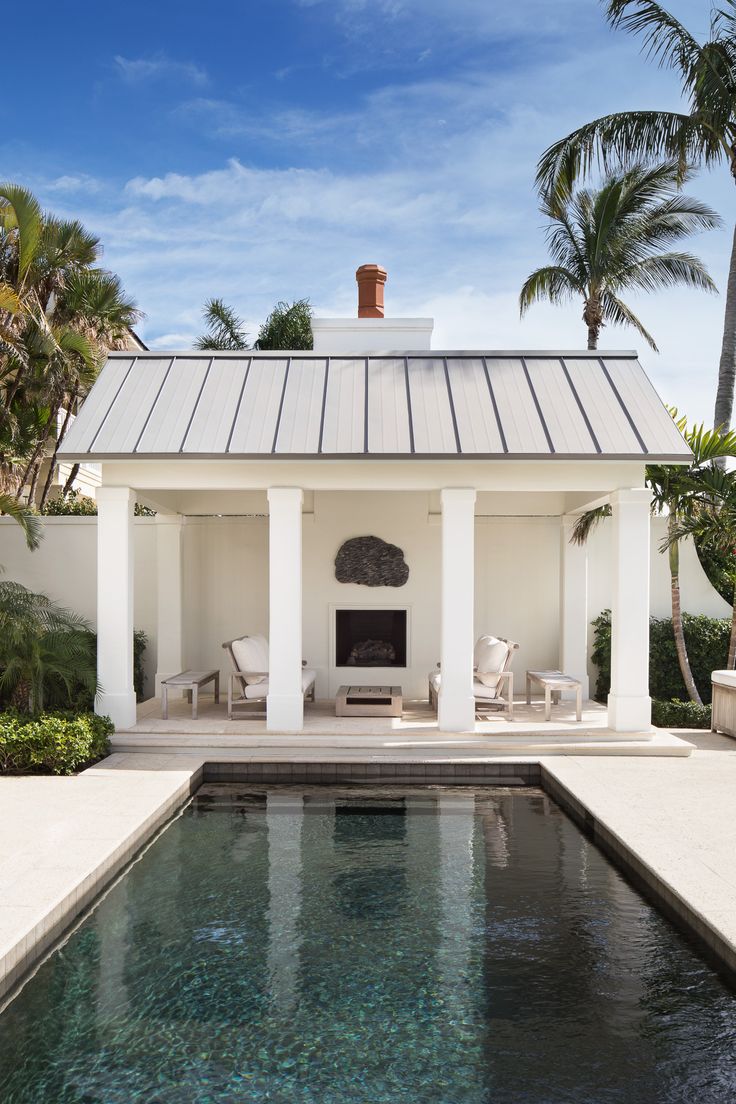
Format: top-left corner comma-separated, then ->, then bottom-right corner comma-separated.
112,695 -> 694,757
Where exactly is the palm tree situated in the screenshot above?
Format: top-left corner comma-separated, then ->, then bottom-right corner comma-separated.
521,162 -> 719,349
572,414 -> 736,704
255,299 -> 312,350
0,581 -> 96,713
0,183 -> 141,502
667,464 -> 736,668
194,298 -> 249,351
536,1 -> 736,427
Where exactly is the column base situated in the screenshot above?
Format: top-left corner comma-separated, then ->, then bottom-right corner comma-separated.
438,692 -> 476,733
267,693 -> 304,732
607,693 -> 652,733
96,690 -> 137,731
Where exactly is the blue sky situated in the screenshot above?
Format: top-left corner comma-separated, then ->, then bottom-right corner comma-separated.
5,0 -> 728,423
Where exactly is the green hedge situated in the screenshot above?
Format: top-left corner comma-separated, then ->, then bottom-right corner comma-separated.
651,699 -> 712,730
591,610 -> 729,705
0,712 -> 113,775
42,491 -> 155,517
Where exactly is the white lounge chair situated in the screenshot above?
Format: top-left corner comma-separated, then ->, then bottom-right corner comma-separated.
428,635 -> 519,718
222,634 -> 316,719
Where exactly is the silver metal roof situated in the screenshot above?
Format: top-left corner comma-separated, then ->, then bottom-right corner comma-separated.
59,350 -> 691,462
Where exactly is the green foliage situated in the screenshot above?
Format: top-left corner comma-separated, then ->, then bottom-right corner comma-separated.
194,298 -> 249,351
0,492 -> 42,548
255,298 -> 313,350
591,609 -> 730,704
0,711 -> 113,775
694,535 -> 734,605
651,698 -> 712,730
0,581 -> 97,714
41,489 -> 97,515
521,161 -> 718,350
39,627 -> 148,708
41,491 -> 156,517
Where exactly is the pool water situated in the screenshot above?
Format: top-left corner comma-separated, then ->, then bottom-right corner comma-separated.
1,785 -> 735,1104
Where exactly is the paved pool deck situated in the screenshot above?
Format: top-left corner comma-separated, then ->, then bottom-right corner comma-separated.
1,731 -> 735,1004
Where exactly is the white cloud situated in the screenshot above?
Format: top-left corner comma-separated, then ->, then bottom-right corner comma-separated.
113,54 -> 208,86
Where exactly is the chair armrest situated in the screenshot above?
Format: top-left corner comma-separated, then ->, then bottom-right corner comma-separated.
230,670 -> 268,683
497,670 -> 514,695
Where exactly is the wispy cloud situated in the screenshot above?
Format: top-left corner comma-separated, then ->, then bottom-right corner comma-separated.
113,54 -> 208,86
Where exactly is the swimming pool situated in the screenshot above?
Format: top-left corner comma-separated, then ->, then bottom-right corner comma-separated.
0,784 -> 734,1103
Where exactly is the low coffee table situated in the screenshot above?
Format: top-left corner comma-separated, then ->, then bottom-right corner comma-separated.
336,685 -> 402,718
161,669 -> 220,720
525,670 -> 582,722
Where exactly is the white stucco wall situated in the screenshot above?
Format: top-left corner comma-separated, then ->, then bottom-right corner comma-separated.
0,502 -> 729,701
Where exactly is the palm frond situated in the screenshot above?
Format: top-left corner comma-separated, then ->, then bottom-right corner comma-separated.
601,292 -> 659,350
570,505 -> 612,545
0,493 -> 42,550
0,184 -> 42,286
194,298 -> 249,351
519,266 -> 581,314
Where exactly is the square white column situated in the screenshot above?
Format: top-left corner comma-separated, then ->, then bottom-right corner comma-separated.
559,515 -> 589,699
267,487 -> 304,731
96,486 -> 137,730
154,514 -> 184,695
608,487 -> 652,732
438,488 -> 476,732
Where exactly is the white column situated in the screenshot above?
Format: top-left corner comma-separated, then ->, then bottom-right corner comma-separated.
608,487 -> 652,732
559,515 -> 589,699
267,487 -> 304,731
438,488 -> 476,732
154,514 -> 184,695
96,486 -> 136,730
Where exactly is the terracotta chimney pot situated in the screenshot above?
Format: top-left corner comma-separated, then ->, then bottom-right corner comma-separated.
356,264 -> 387,318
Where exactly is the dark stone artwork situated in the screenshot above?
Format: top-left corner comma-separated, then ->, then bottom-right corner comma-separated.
334,536 -> 409,587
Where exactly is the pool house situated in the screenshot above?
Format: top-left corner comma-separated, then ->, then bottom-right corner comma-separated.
58,266 -> 691,741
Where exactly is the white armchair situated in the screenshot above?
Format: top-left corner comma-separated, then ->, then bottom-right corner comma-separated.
222,634 -> 316,719
428,635 -> 519,718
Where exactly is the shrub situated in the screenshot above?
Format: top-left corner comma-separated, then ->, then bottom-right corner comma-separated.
42,628 -> 149,708
591,609 -> 729,705
651,699 -> 712,730
42,490 -> 97,515
0,712 -> 113,775
42,491 -> 155,517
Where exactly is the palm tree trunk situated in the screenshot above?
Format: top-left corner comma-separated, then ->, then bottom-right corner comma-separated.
26,458 -> 42,507
714,223 -> 736,434
14,403 -> 57,501
587,324 -> 598,350
728,576 -> 736,670
62,463 -> 80,497
38,396 -> 76,510
668,515 -> 703,704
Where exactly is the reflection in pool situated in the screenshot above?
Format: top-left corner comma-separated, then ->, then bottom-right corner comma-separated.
0,785 -> 734,1103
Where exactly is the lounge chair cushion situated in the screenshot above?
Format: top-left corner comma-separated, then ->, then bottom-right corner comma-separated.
232,635 -> 269,685
242,668 -> 316,700
429,670 -> 507,704
474,635 -> 509,689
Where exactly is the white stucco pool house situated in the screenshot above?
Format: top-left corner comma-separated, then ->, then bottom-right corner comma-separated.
59,266 -> 691,740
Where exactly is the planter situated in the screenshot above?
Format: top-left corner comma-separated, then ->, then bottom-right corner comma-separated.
711,671 -> 736,737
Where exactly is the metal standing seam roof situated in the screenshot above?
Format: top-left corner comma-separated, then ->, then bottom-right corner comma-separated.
58,350 -> 692,462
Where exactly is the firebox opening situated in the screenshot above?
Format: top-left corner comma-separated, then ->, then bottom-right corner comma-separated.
335,609 -> 407,668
